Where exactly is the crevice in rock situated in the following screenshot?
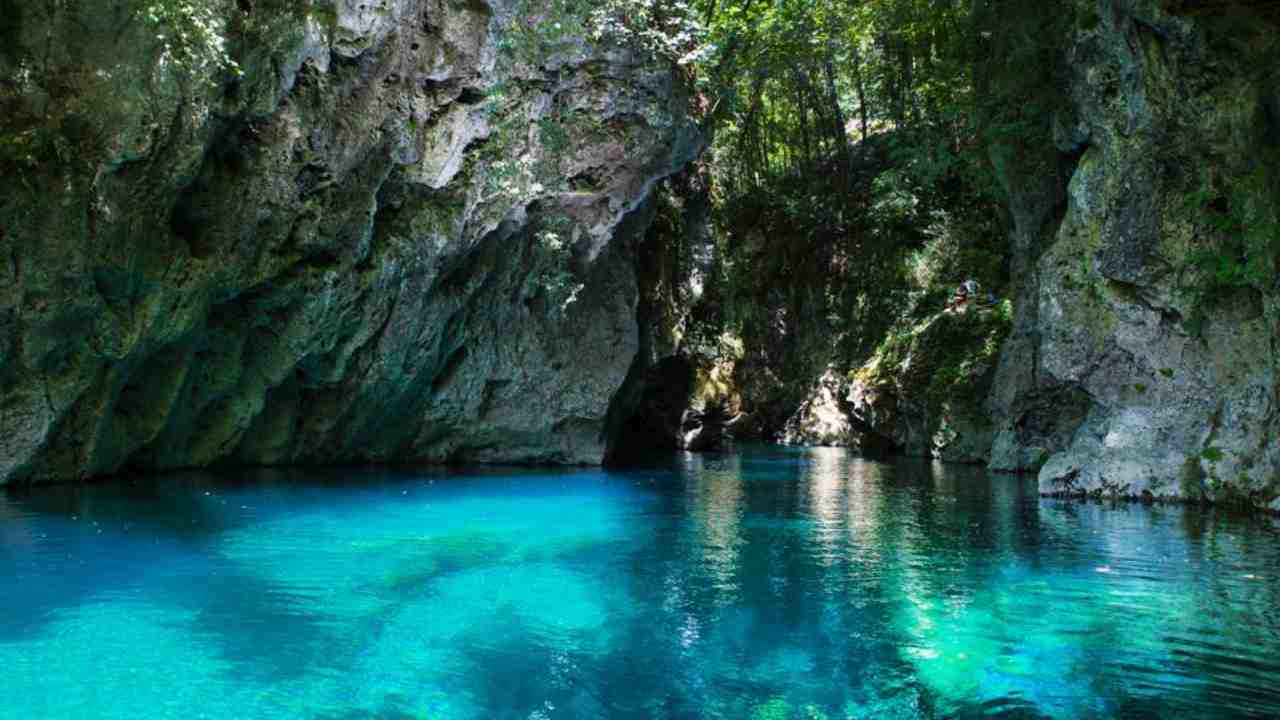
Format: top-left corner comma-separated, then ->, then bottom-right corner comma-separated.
430,344 -> 468,394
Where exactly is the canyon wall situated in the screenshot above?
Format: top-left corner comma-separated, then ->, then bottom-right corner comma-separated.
0,0 -> 700,484
619,0 -> 1280,511
992,0 -> 1280,509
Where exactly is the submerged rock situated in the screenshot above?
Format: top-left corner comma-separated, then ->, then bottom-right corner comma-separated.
0,1 -> 700,483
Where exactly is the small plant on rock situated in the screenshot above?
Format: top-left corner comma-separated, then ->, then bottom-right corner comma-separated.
145,0 -> 240,87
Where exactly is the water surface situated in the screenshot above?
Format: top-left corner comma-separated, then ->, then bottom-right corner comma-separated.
3,447 -> 1280,719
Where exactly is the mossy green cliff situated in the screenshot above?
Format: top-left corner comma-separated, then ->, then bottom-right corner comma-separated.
0,0 -> 700,483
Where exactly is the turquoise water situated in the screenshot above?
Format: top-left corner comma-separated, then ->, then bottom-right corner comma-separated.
2,448 -> 1280,719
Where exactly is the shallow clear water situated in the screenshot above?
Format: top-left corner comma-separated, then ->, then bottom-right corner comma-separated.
3,448 -> 1280,719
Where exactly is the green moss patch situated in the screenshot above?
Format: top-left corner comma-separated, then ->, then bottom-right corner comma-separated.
855,301 -> 1013,414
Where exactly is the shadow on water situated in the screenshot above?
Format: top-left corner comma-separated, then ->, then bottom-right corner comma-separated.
0,464 -> 536,644
0,475 -> 245,642
0,468 -> 312,642
159,568 -> 350,682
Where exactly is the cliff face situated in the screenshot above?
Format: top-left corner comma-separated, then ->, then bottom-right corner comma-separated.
991,0 -> 1280,509
5,1 -> 1278,510
0,0 -> 700,484
617,0 -> 1280,512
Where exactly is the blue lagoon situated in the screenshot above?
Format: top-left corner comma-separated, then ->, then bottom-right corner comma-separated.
2,448 -> 1279,719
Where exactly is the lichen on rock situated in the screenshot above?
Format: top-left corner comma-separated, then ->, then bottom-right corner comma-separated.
0,0 -> 701,484
989,0 -> 1280,509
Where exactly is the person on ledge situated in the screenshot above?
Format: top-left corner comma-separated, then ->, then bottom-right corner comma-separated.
948,278 -> 981,312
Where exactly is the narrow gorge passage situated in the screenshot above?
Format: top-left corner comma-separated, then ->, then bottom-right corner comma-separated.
3,1 -> 1280,718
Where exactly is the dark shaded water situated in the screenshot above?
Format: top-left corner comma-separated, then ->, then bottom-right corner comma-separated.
2,447 -> 1280,719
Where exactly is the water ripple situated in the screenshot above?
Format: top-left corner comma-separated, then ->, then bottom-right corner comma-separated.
1,452 -> 1279,719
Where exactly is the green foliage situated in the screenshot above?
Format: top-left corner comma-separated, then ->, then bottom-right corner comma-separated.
1178,163 -> 1280,335
591,0 -> 708,67
526,214 -> 585,318
1183,166 -> 1280,291
0,61 -> 106,181
1076,6 -> 1102,32
498,0 -> 597,68
926,302 -> 1013,406
498,0 -> 703,70
904,193 -> 1006,292
683,0 -> 1031,406
0,0 -> 315,179
851,299 -> 1012,417
691,0 -> 1083,202
1181,454 -> 1207,498
144,0 -> 241,85
0,123 -> 77,176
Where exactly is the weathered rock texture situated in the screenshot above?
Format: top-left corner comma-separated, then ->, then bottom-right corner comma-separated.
991,0 -> 1280,509
848,307 -> 1008,464
0,0 -> 699,484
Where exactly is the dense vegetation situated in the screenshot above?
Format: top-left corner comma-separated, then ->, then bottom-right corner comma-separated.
600,0 -> 1079,439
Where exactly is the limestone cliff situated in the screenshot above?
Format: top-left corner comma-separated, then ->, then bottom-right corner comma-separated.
0,0 -> 700,484
991,0 -> 1280,510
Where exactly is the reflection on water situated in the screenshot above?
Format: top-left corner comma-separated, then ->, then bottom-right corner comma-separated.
1,448 -> 1279,719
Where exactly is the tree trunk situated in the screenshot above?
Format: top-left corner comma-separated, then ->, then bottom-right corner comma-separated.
822,56 -> 849,184
852,49 -> 869,142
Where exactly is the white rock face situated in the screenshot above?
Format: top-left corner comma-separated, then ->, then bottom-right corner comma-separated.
781,370 -> 856,448
410,104 -> 491,189
333,0 -> 410,58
